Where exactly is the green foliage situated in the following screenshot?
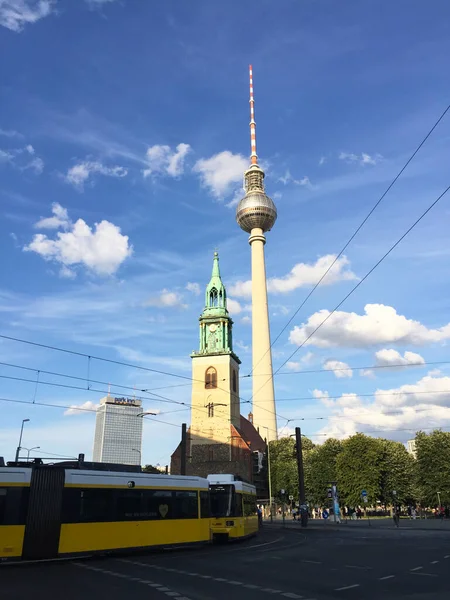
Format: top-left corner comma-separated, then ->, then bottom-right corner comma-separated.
305,438 -> 343,505
379,439 -> 415,505
269,435 -> 314,501
415,430 -> 450,505
336,433 -> 384,506
142,464 -> 161,474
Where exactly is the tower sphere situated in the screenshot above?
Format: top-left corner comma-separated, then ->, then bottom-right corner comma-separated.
236,191 -> 277,233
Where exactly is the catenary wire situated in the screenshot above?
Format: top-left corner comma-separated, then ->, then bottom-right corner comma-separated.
248,102 -> 450,377
248,184 -> 450,413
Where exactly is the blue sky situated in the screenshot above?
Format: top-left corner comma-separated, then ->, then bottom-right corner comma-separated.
1,0 -> 450,465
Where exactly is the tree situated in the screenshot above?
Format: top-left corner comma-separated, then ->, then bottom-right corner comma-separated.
415,430 -> 450,506
269,435 -> 314,502
142,464 -> 161,474
304,438 -> 343,506
336,433 -> 384,507
379,439 -> 416,506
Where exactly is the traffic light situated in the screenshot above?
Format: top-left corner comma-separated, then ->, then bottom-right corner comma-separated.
327,488 -> 332,498
252,451 -> 263,474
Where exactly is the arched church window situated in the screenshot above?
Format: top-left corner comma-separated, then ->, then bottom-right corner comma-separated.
205,367 -> 217,389
209,288 -> 218,307
232,370 -> 237,393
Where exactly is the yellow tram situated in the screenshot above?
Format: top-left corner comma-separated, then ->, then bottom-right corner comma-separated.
208,474 -> 259,542
0,463 -> 258,562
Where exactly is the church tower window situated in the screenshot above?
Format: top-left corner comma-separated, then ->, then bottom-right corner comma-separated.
205,367 -> 217,389
209,288 -> 218,307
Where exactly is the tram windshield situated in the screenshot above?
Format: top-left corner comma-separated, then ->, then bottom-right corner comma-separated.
209,484 -> 234,517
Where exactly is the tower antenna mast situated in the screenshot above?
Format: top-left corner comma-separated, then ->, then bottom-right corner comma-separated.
249,64 -> 258,165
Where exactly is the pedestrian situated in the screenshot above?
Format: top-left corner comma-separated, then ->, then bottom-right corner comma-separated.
257,506 -> 263,527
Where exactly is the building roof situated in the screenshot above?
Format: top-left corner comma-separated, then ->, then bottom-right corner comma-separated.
237,414 -> 266,453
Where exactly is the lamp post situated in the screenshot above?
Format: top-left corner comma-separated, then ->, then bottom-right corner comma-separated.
262,426 -> 273,523
131,448 -> 141,465
14,418 -> 30,463
23,446 -> 40,460
437,491 -> 441,507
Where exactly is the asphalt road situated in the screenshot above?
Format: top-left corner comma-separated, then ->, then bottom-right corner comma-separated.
2,523 -> 449,600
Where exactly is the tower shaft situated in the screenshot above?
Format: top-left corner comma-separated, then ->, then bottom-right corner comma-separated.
249,227 -> 277,441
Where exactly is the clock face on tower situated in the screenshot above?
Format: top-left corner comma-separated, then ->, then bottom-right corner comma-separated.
208,324 -> 217,332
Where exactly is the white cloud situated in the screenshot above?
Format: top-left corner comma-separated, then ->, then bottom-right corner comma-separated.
323,359 -> 353,378
290,304 -> 450,349
0,128 -> 23,138
230,254 -> 357,298
361,369 -> 375,379
24,205 -> 133,276
227,298 -> 243,315
285,352 -> 315,371
241,315 -> 251,325
319,156 -> 326,166
375,349 -> 425,369
339,151 -> 383,166
0,0 -> 54,32
34,202 -> 70,230
193,150 -> 247,199
59,265 -> 76,279
142,143 -> 191,178
145,289 -> 185,308
23,156 -> 44,174
235,340 -> 249,352
278,170 -> 312,187
316,372 -> 450,440
0,149 -> 13,162
185,282 -> 201,295
64,160 -> 128,189
64,400 -> 99,416
25,144 -> 34,154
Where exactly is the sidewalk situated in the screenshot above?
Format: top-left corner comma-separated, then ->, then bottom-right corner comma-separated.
264,515 -> 450,531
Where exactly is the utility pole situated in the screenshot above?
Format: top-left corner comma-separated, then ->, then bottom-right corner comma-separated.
180,423 -> 187,476
14,418 -> 30,463
295,427 -> 308,527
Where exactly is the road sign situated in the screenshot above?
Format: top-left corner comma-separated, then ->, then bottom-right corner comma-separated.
322,509 -> 329,519
363,496 -> 368,503
280,489 -> 285,495
289,495 -> 294,501
361,489 -> 367,498
392,490 -> 397,496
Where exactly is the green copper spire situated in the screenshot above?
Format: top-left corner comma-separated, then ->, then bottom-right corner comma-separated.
192,251 -> 240,363
203,251 -> 228,318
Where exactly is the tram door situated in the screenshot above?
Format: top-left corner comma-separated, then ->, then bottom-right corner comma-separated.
22,467 -> 65,560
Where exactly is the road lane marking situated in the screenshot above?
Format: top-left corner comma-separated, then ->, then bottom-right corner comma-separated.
335,584 -> 360,591
282,593 -> 304,598
431,561 -> 439,564
243,584 -> 260,589
244,537 -> 285,549
445,555 -> 450,559
379,576 -> 395,580
73,563 -> 192,599
345,565 -> 372,570
411,572 -> 438,577
410,567 -> 423,571
302,560 -> 322,565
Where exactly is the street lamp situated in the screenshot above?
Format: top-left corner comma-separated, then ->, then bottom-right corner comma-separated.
137,412 -> 157,418
23,446 -> 40,460
131,448 -> 142,464
14,418 -> 30,463
261,426 -> 273,523
437,491 -> 441,507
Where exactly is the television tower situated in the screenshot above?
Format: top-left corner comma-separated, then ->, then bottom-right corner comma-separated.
236,65 -> 278,442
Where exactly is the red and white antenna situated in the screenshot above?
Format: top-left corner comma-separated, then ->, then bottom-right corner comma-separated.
249,64 -> 258,165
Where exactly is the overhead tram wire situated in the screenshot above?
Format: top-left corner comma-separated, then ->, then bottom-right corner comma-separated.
248,102 -> 450,378
247,183 -> 450,418
276,184 -> 450,373
0,361 -> 291,432
0,335 -> 294,422
243,358 -> 450,378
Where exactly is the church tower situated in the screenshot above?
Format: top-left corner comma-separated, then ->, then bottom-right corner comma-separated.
189,252 -> 241,457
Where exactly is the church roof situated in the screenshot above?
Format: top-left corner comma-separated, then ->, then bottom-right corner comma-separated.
237,414 -> 266,453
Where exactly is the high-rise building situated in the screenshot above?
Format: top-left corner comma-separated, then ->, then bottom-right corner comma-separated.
406,439 -> 417,458
236,65 -> 278,441
92,395 -> 143,465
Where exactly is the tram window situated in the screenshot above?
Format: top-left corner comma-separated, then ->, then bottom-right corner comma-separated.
79,489 -> 114,522
233,492 -> 243,517
116,490 -> 143,520
174,491 -> 198,519
0,489 -> 6,524
0,487 -> 29,525
243,494 -> 257,516
200,491 -> 210,518
142,490 -> 173,520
